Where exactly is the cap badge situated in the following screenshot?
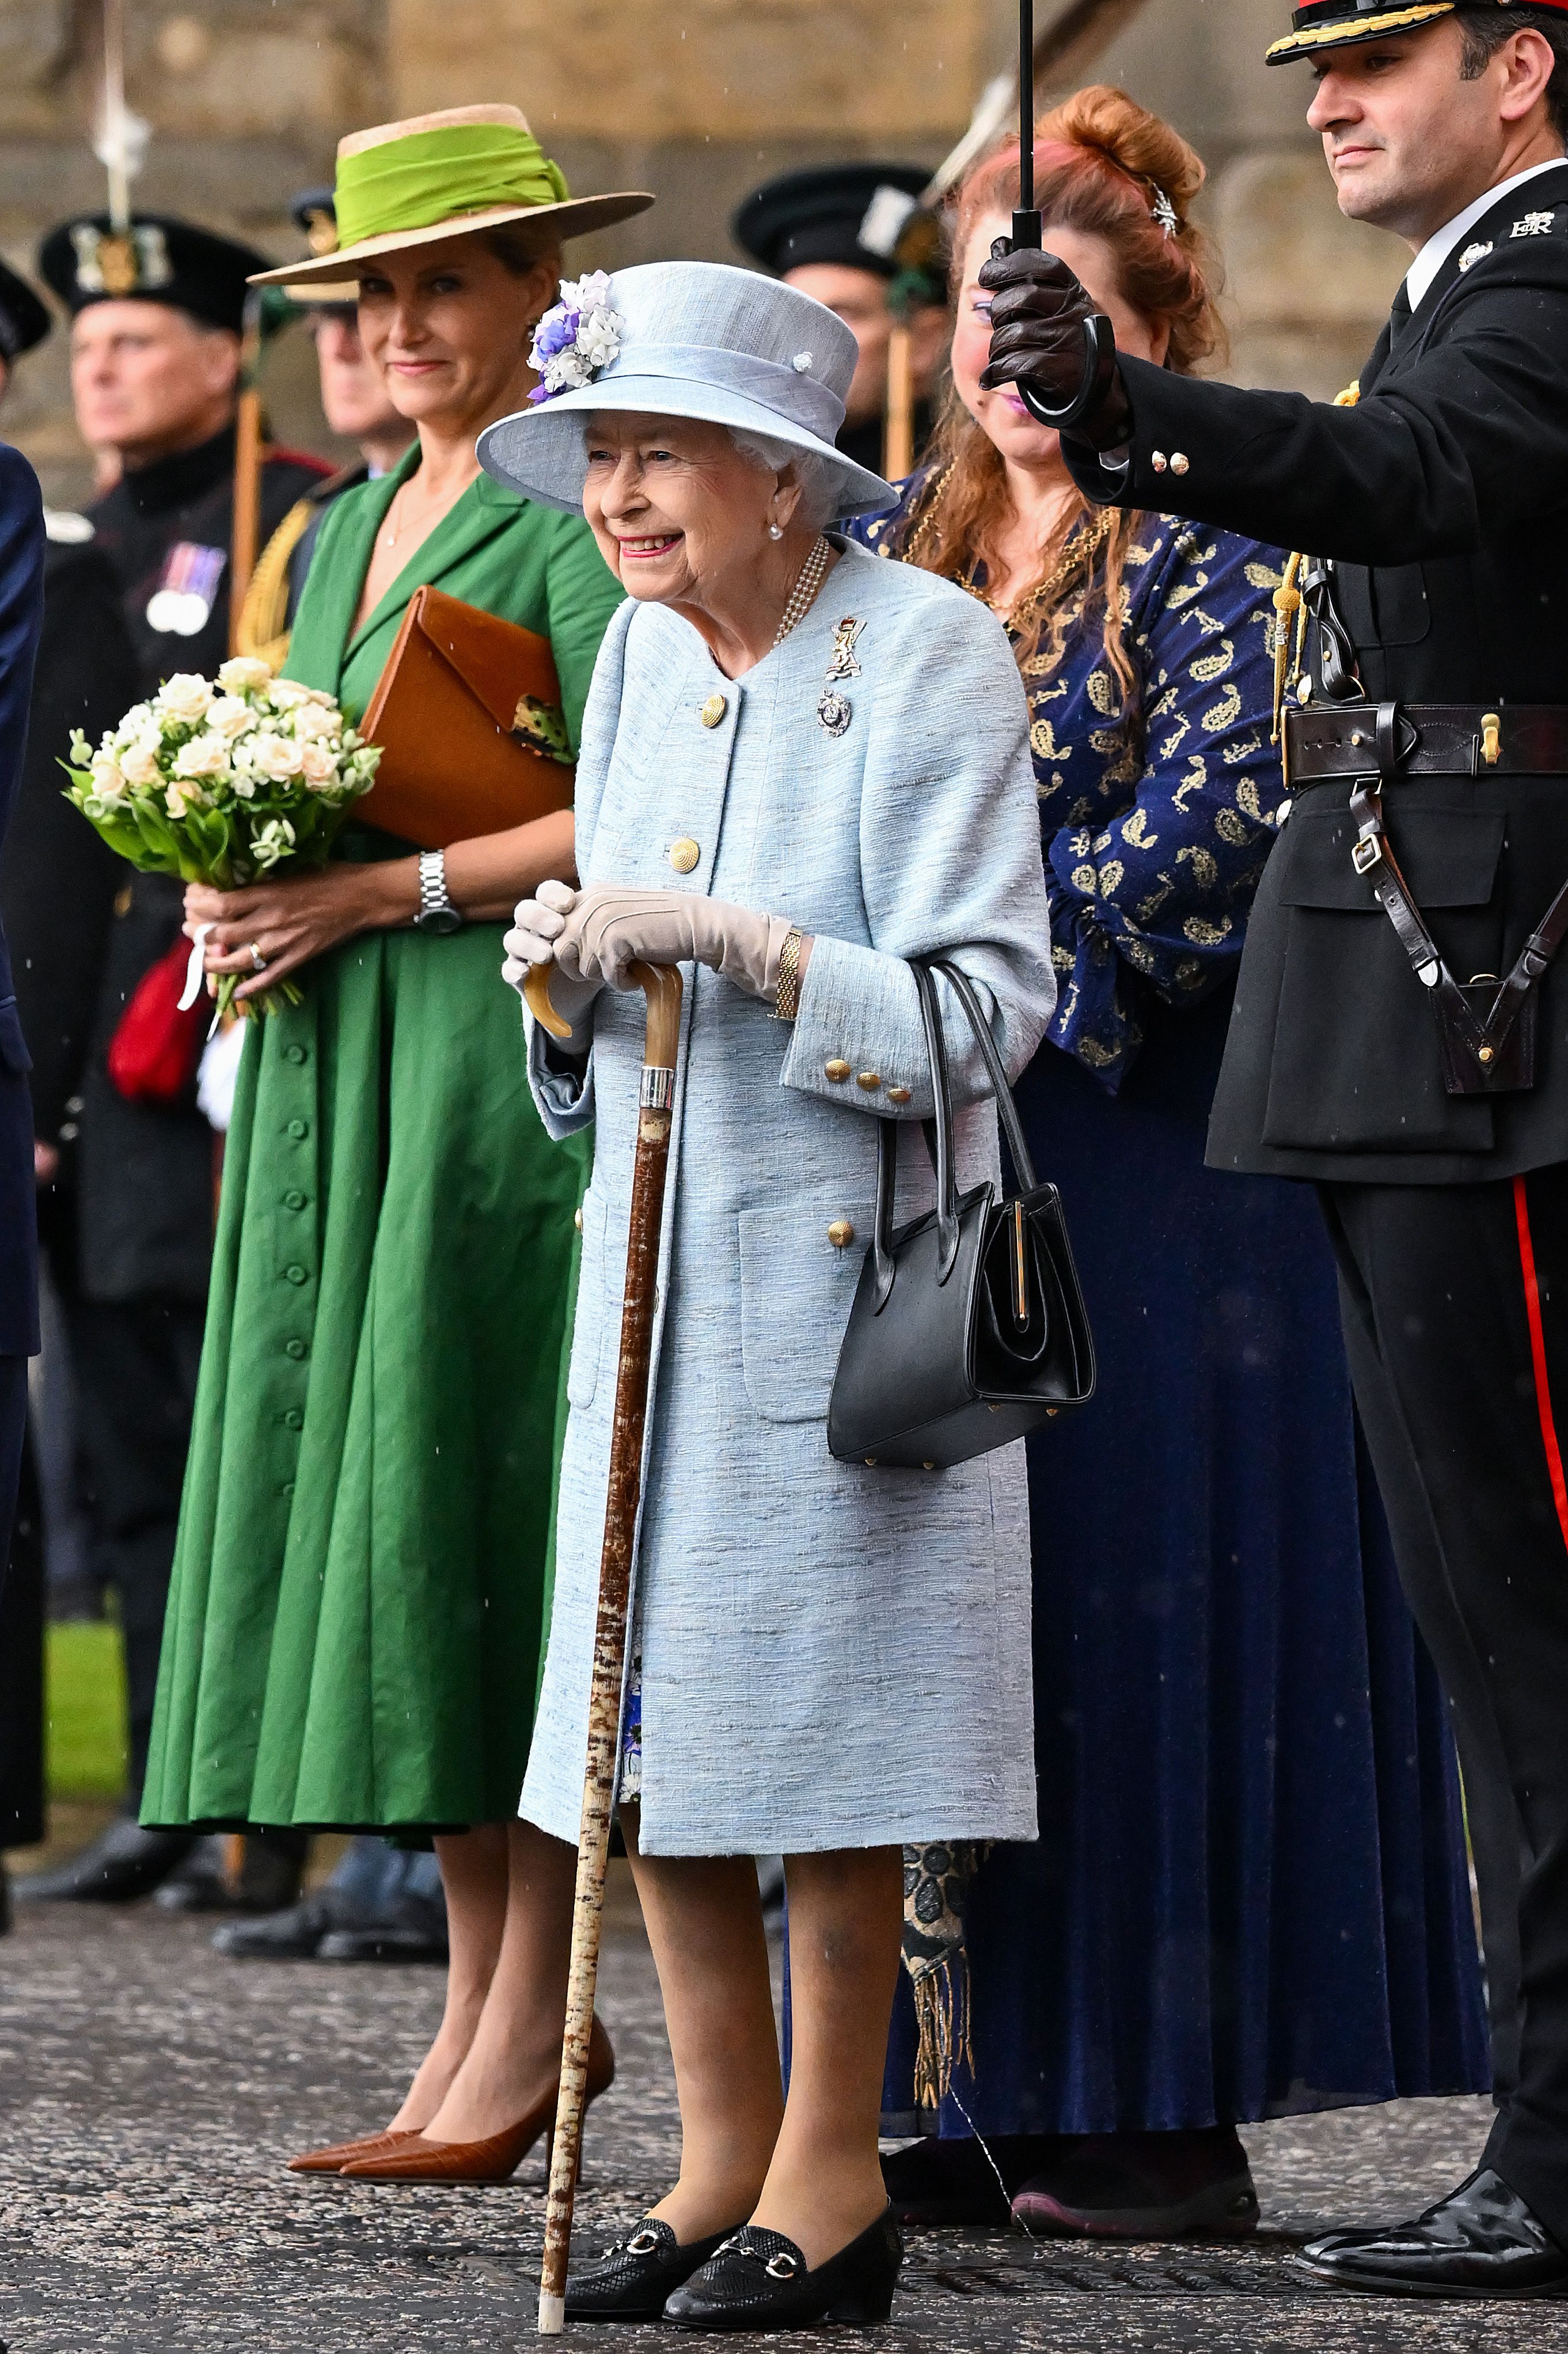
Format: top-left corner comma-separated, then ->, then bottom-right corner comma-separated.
1510,211 -> 1555,238
303,207 -> 339,257
71,222 -> 173,300
1457,240 -> 1493,273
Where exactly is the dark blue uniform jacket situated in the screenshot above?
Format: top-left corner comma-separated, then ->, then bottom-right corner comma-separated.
0,443 -> 50,1355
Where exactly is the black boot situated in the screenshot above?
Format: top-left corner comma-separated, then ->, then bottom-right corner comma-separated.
12,1816 -> 195,1902
1297,2169 -> 1568,2299
665,2206 -> 902,2330
157,1829 -> 309,1915
882,2134 -> 1055,2224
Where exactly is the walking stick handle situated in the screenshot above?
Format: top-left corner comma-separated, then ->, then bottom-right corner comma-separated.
537,960 -> 682,2336
524,961 -> 682,1064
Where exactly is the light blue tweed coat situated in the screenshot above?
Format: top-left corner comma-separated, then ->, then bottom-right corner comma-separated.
523,536 -> 1056,1856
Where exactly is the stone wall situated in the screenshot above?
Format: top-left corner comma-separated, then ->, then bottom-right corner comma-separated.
0,0 -> 1405,508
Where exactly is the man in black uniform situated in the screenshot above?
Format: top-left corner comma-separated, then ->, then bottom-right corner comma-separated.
0,257 -> 137,1911
732,164 -> 949,475
16,215 -> 328,1906
983,0 -> 1568,2300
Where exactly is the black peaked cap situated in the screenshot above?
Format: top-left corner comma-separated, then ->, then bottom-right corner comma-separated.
0,259 -> 50,362
37,214 -> 272,334
734,162 -> 932,280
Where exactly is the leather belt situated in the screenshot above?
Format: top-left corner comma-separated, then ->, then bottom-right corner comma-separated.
1292,698 -> 1568,1098
1286,700 -> 1568,783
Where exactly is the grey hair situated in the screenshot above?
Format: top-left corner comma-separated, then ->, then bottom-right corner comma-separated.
727,427 -> 843,526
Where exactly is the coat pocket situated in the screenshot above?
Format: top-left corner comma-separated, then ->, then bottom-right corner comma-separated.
738,1200 -> 867,1424
567,1185 -> 608,1412
1263,803 -> 1502,1153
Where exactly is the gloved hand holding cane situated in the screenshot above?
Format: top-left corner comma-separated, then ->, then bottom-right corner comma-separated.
506,879 -> 806,1034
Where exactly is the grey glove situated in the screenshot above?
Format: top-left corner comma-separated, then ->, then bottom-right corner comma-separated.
558,884 -> 797,1002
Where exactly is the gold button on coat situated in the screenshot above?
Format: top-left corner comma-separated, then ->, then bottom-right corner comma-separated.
827,1220 -> 855,1248
669,837 -> 700,874
825,1058 -> 851,1082
574,1206 -> 584,1231
1170,452 -> 1190,475
700,693 -> 727,727
886,1085 -> 912,1105
1151,451 -> 1168,472
856,1070 -> 882,1091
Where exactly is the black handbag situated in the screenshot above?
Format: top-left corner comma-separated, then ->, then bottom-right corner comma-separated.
827,958 -> 1095,1469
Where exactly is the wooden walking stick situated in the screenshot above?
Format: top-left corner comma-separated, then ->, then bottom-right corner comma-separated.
526,957 -> 683,2337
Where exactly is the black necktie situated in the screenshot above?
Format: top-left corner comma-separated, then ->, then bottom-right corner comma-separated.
1389,280 -> 1414,346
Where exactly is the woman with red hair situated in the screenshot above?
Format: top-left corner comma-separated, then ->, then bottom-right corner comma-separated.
852,87 -> 1489,2239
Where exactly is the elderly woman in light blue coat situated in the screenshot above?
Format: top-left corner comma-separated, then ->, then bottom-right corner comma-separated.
488,260 -> 1054,2333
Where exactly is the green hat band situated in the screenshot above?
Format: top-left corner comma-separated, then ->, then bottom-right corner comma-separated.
335,122 -> 570,249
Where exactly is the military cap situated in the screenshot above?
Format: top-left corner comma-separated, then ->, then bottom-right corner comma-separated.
37,214 -> 270,334
0,258 -> 50,364
1267,0 -> 1568,62
278,187 -> 357,313
734,163 -> 943,293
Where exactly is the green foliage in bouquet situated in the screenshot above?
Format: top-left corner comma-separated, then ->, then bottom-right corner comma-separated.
63,655 -> 382,1016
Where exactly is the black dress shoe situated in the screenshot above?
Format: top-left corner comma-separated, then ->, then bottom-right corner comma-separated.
1297,2168 -> 1568,2299
157,1830 -> 310,1916
564,2217 -> 739,2320
12,1819 -> 195,1903
212,1890 -> 341,1958
213,1886 -> 446,1962
665,2205 -> 902,2331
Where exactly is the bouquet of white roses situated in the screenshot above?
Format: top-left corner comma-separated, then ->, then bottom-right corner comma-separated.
64,655 -> 382,1017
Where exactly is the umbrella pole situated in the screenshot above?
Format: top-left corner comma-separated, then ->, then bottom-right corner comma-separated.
526,960 -> 683,2336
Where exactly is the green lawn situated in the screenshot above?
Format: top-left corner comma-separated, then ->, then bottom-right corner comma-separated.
47,1620 -> 129,1802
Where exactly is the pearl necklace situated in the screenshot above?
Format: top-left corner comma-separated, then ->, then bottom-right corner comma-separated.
772,534 -> 832,649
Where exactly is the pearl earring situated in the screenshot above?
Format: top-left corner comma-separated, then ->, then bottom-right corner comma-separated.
767,522 -> 784,540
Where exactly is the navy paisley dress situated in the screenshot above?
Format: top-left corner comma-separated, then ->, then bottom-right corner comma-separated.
849,483 -> 1489,2133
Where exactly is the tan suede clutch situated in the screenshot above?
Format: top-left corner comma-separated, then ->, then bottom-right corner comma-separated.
356,584 -> 574,848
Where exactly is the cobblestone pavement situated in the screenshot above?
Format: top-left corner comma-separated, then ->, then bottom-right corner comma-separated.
3,1871 -> 1567,2353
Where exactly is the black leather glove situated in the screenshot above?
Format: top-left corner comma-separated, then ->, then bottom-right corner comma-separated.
978,240 -> 1132,452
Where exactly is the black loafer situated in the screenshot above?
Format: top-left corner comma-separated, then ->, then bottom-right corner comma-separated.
1297,2168 -> 1568,2299
665,2204 -> 902,2330
12,1819 -> 195,1904
565,2217 -> 739,2321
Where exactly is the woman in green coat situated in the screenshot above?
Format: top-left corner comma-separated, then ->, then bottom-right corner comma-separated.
142,105 -> 648,2172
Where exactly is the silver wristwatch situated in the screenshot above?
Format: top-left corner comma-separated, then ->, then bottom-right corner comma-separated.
413,848 -> 463,935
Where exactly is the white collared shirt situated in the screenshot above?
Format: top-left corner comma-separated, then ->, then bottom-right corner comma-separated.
1404,156 -> 1566,312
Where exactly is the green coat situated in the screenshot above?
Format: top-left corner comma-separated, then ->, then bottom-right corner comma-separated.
142,450 -> 620,1829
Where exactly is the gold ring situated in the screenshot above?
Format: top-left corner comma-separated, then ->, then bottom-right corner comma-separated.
247,942 -> 267,973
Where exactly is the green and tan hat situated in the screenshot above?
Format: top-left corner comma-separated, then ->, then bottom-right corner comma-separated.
249,104 -> 652,286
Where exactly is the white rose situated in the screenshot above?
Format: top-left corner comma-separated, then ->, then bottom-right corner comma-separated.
217,655 -> 272,695
173,734 -> 231,780
155,673 -> 214,723
232,776 -> 257,800
291,703 -> 340,742
88,756 -> 128,805
298,740 -> 340,786
120,741 -> 162,788
205,695 -> 253,741
165,779 -> 206,818
249,731 -> 303,782
265,680 -> 315,711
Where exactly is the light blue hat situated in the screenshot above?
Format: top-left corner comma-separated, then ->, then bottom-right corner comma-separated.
477,259 -> 897,520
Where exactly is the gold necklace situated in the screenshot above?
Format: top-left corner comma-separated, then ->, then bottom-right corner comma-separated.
895,465 -> 1115,632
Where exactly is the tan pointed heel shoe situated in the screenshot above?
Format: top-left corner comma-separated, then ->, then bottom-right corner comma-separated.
339,2015 -> 616,2184
287,2126 -> 423,2175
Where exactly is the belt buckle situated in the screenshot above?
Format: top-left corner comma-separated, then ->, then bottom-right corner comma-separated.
1351,835 -> 1383,875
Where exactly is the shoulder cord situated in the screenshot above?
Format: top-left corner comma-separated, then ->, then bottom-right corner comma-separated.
235,492 -> 315,668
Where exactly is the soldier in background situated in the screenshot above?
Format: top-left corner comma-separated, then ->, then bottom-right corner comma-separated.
0,258 -> 109,1923
732,163 -> 950,476
16,215 -> 329,1906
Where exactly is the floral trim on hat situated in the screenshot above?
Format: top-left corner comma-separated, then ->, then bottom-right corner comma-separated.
528,270 -> 622,403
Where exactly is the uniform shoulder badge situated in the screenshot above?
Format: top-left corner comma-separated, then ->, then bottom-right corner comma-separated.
1510,209 -> 1559,238
1457,240 -> 1494,272
43,507 -> 93,545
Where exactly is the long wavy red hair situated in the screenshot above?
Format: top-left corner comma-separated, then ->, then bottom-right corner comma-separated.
902,86 -> 1227,700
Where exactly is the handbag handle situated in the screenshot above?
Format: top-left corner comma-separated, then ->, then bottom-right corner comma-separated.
871,957 -> 1034,1307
